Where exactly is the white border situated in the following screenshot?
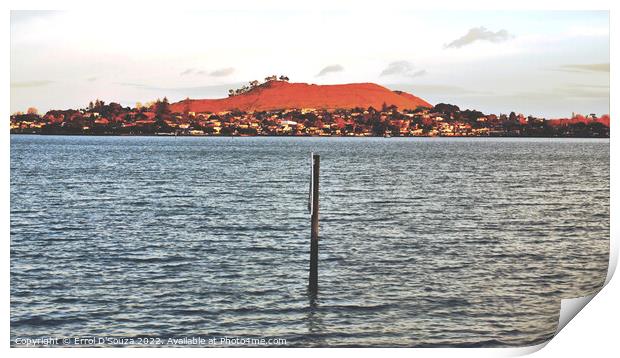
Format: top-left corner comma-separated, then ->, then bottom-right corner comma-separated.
3,0 -> 616,357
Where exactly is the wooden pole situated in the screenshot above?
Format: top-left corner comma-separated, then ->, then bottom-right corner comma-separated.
309,153 -> 320,293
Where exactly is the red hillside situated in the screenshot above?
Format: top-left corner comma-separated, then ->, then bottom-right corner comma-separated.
170,81 -> 432,113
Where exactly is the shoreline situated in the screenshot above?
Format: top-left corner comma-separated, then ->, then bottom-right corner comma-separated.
8,132 -> 610,139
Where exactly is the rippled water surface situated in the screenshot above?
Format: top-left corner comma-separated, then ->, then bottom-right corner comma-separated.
10,135 -> 609,347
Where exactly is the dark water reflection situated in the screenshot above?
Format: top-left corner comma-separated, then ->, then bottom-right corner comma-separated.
10,136 -> 609,347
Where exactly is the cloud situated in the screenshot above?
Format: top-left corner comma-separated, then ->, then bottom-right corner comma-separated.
557,63 -> 610,73
410,70 -> 427,78
552,83 -> 609,99
180,68 -> 195,76
512,86 -> 605,100
380,61 -> 427,78
316,64 -> 344,77
381,61 -> 413,76
209,67 -> 235,77
445,27 -> 514,48
11,80 -> 54,88
86,77 -> 97,82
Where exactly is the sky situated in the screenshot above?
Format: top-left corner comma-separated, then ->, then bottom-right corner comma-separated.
10,10 -> 609,118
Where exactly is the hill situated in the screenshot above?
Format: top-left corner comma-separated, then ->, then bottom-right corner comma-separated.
169,81 -> 432,113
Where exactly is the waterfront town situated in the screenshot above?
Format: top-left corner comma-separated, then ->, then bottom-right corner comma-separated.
10,92 -> 610,138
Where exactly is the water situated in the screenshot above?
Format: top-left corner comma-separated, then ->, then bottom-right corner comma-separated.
10,135 -> 609,347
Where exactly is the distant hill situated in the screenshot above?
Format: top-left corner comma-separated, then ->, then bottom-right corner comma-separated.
547,114 -> 610,127
170,81 -> 432,113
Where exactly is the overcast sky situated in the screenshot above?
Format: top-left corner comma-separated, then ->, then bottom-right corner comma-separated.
11,10 -> 609,118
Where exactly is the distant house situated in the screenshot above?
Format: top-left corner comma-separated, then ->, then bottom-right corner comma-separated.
280,120 -> 298,127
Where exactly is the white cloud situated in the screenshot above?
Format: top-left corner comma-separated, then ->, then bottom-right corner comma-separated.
558,63 -> 610,73
209,67 -> 235,77
380,61 -> 427,78
316,65 -> 344,77
445,27 -> 514,48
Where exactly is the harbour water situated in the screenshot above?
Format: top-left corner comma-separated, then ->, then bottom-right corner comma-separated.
10,135 -> 609,347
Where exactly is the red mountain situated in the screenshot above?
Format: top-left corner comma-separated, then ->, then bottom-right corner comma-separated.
170,81 -> 432,113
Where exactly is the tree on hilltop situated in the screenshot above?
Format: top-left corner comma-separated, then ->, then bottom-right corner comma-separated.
154,97 -> 171,117
433,103 -> 460,115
